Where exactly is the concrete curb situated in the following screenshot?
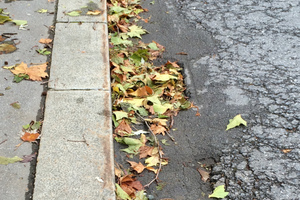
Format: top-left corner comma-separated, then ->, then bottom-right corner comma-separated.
33,0 -> 115,199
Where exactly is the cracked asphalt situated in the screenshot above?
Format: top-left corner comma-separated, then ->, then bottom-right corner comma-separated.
175,0 -> 300,199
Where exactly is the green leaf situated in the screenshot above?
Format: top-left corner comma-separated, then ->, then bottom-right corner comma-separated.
10,102 -> 20,109
13,74 -> 29,83
135,190 -> 148,200
147,95 -> 161,105
12,20 -> 27,26
150,1 -> 155,5
161,139 -> 170,146
153,73 -> 177,81
111,35 -> 133,46
0,156 -> 23,165
37,9 -> 48,13
153,104 -> 172,114
0,9 -> 3,14
113,111 -> 128,121
148,42 -> 159,50
226,114 -> 247,131
137,107 -> 148,116
209,185 -> 229,198
115,184 -> 131,200
156,182 -> 166,191
66,10 -> 81,16
127,25 -> 147,39
0,15 -> 12,24
22,124 -> 30,130
115,137 -> 143,155
31,121 -> 41,130
37,48 -> 51,55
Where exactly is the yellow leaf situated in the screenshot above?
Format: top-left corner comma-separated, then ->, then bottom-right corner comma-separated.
10,62 -> 48,81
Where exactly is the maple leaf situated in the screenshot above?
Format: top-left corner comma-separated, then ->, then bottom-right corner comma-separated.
139,145 -> 154,159
115,183 -> 131,200
10,62 -> 48,81
129,86 -> 153,97
21,132 -> 40,142
127,25 -> 147,39
114,119 -> 132,136
127,160 -> 145,173
150,124 -> 167,135
39,38 -> 52,44
226,114 -> 247,131
209,185 -> 229,198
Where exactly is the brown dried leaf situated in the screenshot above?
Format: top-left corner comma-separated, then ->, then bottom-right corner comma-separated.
197,168 -> 210,182
114,119 -> 132,136
282,149 -> 292,153
150,124 -> 167,135
139,145 -> 154,159
127,160 -> 145,173
39,38 -> 52,44
21,132 -> 40,142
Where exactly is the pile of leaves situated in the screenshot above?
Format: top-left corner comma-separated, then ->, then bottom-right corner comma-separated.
108,0 -> 194,199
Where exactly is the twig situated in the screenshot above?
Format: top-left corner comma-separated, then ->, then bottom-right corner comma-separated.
136,113 -> 163,188
165,130 -> 175,142
67,134 -> 89,146
0,139 -> 7,145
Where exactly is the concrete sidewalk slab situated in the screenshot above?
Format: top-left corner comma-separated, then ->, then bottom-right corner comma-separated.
57,0 -> 106,23
48,23 -> 110,90
33,90 -> 115,200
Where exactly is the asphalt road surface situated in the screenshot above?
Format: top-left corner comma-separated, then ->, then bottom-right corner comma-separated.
117,0 -> 300,199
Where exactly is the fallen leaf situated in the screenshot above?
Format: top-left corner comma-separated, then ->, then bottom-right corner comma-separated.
66,10 -> 82,16
39,38 -> 52,44
0,42 -> 17,54
37,9 -> 48,13
21,132 -> 40,142
135,190 -> 148,200
282,149 -> 292,153
12,20 -> 27,26
127,25 -> 147,39
161,139 -> 170,146
114,119 -> 132,136
113,111 -> 129,121
138,145 -> 154,159
20,153 -> 36,163
37,48 -> 51,55
156,182 -> 166,191
0,35 -> 6,42
87,10 -> 101,15
209,185 -> 229,198
10,62 -> 48,81
145,154 -> 159,167
127,160 -> 145,173
0,15 -> 12,24
115,137 -> 143,155
197,168 -> 210,182
0,156 -> 23,165
150,124 -> 166,135
10,101 -> 20,109
226,114 -> 247,131
115,183 -> 131,200
129,86 -> 153,97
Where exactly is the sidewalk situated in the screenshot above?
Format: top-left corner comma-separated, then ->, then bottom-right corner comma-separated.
33,0 -> 115,199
